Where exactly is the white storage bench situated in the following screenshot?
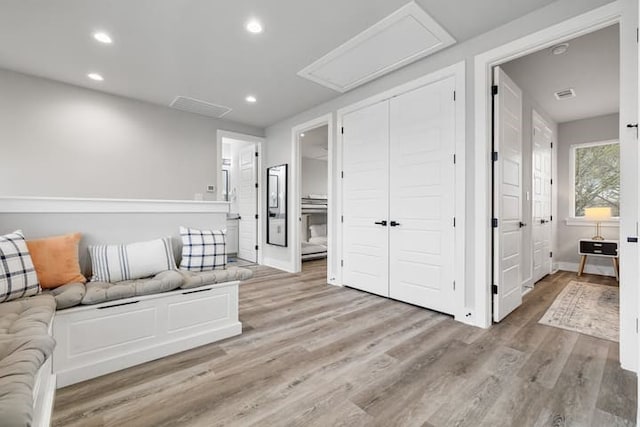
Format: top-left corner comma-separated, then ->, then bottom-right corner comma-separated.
52,280 -> 241,388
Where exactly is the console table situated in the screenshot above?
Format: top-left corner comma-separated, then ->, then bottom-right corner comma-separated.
578,239 -> 619,281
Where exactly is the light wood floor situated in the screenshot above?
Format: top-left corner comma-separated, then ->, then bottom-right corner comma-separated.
53,261 -> 636,426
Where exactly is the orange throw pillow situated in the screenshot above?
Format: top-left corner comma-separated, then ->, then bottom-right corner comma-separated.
27,232 -> 86,289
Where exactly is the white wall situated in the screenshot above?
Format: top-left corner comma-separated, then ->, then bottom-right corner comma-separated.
262,0 -> 616,309
556,113 -> 620,272
301,158 -> 328,197
0,69 -> 263,200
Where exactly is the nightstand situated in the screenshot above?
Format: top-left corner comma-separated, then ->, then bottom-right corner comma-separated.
578,239 -> 619,281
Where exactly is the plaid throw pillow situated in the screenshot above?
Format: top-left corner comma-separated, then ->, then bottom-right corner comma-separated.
0,230 -> 40,302
179,227 -> 227,272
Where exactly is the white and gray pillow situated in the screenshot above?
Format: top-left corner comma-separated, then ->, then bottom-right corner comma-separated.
89,237 -> 176,283
179,227 -> 226,272
0,230 -> 40,302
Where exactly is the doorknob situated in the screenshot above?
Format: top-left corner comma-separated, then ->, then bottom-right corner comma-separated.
390,221 -> 401,227
519,221 -> 527,228
374,220 -> 387,226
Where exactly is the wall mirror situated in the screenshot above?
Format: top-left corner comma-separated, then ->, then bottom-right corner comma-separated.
267,164 -> 288,247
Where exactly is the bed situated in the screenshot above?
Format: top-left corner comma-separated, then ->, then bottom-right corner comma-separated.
302,224 -> 327,261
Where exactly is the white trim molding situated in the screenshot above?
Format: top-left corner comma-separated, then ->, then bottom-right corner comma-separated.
0,197 -> 230,214
565,217 -> 620,227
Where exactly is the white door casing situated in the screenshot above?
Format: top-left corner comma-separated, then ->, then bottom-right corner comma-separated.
238,144 -> 257,262
532,111 -> 553,283
493,66 -> 524,322
342,100 -> 390,297
388,77 -> 456,315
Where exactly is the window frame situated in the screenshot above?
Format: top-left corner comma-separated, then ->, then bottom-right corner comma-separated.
569,138 -> 620,220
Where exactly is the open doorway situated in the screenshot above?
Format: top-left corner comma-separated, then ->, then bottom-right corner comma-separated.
298,125 -> 329,272
492,24 -> 621,330
220,135 -> 262,265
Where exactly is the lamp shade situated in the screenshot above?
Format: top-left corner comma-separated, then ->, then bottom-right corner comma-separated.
584,207 -> 612,221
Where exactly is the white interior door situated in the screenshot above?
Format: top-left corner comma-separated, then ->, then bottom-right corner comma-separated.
532,112 -> 553,283
388,78 -> 456,315
342,100 -> 390,297
493,66 -> 524,322
238,144 -> 257,262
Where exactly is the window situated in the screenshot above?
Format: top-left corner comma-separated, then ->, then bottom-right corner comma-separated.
571,140 -> 620,217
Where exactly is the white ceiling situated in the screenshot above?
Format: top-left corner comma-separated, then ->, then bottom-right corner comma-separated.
501,24 -> 619,124
301,125 -> 328,160
0,0 -> 559,128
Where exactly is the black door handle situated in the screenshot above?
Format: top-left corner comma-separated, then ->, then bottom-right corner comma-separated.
519,222 -> 527,228
374,220 -> 387,226
390,221 -> 401,227
540,219 -> 547,224
627,123 -> 638,128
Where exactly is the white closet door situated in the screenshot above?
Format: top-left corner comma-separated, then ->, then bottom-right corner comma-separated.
342,100 -> 390,297
532,112 -> 553,283
388,77 -> 456,314
238,144 -> 257,262
493,66 -> 524,322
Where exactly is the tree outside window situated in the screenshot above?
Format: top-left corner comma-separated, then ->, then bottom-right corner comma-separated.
572,140 -> 620,217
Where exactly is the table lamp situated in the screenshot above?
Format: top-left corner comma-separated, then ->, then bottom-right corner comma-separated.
584,207 -> 612,240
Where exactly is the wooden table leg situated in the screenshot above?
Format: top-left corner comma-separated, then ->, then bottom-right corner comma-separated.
578,255 -> 587,277
612,257 -> 620,282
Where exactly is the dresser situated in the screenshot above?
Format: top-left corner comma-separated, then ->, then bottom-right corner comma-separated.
578,239 -> 619,281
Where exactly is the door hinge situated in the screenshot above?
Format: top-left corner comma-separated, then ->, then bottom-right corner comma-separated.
453,217 -> 456,227
492,284 -> 498,294
255,214 -> 259,219
255,182 -> 259,188
492,152 -> 498,162
492,85 -> 499,96
453,280 -> 456,290
550,142 -> 553,149
636,318 -> 638,333
550,179 -> 553,185
341,171 -> 344,179
341,260 -> 344,267
255,245 -> 259,251
550,215 -> 553,222
341,127 -> 344,135
549,251 -> 553,258
453,90 -> 456,101
492,218 -> 498,228
341,215 -> 344,223
255,151 -> 259,157
453,154 -> 456,164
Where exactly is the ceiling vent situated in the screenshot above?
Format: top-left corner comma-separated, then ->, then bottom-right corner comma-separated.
298,1 -> 455,93
169,96 -> 232,118
554,88 -> 576,100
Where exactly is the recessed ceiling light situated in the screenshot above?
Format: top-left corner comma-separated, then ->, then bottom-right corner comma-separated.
87,73 -> 104,81
246,19 -> 263,34
93,32 -> 113,44
246,95 -> 257,103
300,133 -> 305,137
550,43 -> 569,55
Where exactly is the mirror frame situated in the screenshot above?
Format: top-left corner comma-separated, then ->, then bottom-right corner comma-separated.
266,164 -> 288,247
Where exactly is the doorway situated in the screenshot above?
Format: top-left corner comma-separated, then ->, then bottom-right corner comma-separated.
491,24 -> 621,323
218,131 -> 264,265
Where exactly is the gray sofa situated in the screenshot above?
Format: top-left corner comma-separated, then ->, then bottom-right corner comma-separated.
0,294 -> 56,427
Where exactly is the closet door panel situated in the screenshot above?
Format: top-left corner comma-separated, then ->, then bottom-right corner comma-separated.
342,100 -> 390,297
388,77 -> 456,314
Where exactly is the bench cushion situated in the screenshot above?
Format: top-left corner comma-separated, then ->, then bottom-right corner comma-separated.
179,267 -> 253,290
0,294 -> 55,427
82,270 -> 184,305
43,282 -> 86,310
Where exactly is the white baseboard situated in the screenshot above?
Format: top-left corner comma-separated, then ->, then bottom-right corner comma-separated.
263,257 -> 295,273
557,261 -> 616,278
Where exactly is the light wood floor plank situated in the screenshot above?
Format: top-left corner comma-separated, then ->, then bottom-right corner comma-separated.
52,262 -> 636,426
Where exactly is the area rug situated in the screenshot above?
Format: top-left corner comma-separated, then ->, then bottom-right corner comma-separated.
538,281 -> 619,342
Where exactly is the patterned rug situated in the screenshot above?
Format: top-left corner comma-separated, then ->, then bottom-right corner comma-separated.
538,281 -> 619,342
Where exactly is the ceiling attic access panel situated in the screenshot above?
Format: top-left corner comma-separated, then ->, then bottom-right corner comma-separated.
297,2 -> 456,93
